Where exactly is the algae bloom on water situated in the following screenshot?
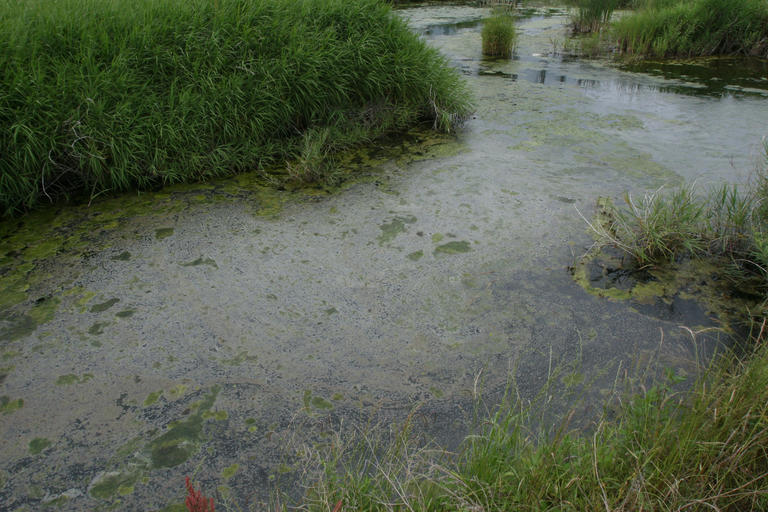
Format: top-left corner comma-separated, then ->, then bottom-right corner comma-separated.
0,0 -> 472,215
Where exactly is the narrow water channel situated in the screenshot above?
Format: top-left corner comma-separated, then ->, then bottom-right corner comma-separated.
1,4 -> 767,510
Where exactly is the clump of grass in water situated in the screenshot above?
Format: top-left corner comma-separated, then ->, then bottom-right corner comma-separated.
583,175 -> 768,284
613,0 -> 768,58
0,0 -> 472,216
482,9 -> 517,58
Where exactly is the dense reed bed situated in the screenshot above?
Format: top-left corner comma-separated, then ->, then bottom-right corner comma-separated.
0,0 -> 472,216
613,0 -> 768,58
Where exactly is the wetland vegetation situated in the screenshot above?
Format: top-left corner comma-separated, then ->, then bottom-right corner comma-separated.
482,9 -> 518,57
2,1 -> 768,511
0,0 -> 471,216
565,0 -> 768,58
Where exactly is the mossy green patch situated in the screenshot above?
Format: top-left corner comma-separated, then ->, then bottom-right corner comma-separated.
28,437 -> 51,455
431,233 -> 444,243
91,298 -> 120,313
144,391 -> 163,406
434,241 -> 472,255
0,366 -> 12,385
222,463 -> 239,480
115,310 -> 134,318
180,257 -> 218,269
220,351 -> 257,365
303,390 -> 333,411
89,471 -> 140,500
1,350 -> 20,361
0,297 -> 60,343
429,386 -> 444,398
202,410 -> 228,421
155,228 -> 174,240
377,215 -> 417,245
167,384 -> 187,398
0,396 -> 23,414
146,386 -> 219,469
407,250 -> 424,261
56,373 -> 93,385
111,251 -> 131,261
88,322 -> 109,335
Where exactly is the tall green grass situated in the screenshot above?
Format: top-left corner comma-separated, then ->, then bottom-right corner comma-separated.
481,10 -> 517,57
567,0 -> 621,33
0,0 -> 472,216
613,0 -> 768,57
294,339 -> 768,511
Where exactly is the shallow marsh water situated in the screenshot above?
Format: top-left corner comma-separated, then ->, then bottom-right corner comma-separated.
1,4 -> 768,510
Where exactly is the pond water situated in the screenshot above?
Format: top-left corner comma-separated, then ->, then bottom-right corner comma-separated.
1,4 -> 767,510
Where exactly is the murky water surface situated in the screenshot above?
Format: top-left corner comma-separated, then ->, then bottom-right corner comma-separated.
2,4 -> 767,510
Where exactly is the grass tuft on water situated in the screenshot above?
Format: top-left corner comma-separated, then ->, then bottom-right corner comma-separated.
0,0 -> 472,216
481,10 -> 517,58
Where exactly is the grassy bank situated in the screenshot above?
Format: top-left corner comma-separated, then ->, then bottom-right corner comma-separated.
291,341 -> 768,511
613,0 -> 768,58
0,0 -> 471,216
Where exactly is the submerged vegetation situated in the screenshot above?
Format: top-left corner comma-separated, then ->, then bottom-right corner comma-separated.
481,9 -> 517,57
0,0 -> 471,216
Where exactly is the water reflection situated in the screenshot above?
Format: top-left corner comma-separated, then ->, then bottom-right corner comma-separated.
420,20 -> 481,37
421,11 -> 768,99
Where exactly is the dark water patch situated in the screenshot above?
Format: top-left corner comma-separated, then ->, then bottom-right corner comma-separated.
419,19 -> 482,37
180,257 -> 218,269
90,298 -> 119,313
621,57 -> 768,98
